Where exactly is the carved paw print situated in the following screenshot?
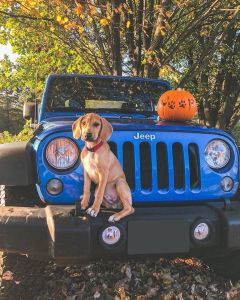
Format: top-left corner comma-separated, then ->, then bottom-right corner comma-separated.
179,99 -> 187,108
168,100 -> 176,109
188,98 -> 195,105
161,99 -> 168,106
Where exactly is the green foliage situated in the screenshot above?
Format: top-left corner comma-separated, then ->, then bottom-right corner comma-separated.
0,1 -> 93,134
0,121 -> 33,144
232,123 -> 240,146
0,0 -> 239,131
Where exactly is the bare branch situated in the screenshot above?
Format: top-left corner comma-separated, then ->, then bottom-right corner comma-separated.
0,10 -> 53,22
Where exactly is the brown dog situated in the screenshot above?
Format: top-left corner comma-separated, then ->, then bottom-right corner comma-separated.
72,113 -> 134,222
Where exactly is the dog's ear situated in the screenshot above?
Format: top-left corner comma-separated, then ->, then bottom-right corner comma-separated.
72,116 -> 83,139
100,117 -> 113,141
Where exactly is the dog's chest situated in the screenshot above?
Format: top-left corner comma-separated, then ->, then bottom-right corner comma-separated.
82,152 -> 99,181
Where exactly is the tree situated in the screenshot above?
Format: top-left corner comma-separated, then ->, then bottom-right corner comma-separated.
176,4 -> 240,130
0,0 -> 239,130
0,56 -> 24,133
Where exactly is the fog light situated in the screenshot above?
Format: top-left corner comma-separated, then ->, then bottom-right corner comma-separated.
101,226 -> 121,245
46,179 -> 63,195
221,176 -> 233,192
193,223 -> 210,241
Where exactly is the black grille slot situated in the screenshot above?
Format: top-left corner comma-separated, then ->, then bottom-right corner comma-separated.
123,142 -> 135,190
156,142 -> 168,189
140,142 -> 152,189
188,143 -> 200,189
108,142 -> 117,156
173,143 -> 185,189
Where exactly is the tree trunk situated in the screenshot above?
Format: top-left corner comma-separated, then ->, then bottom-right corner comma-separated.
133,0 -> 143,76
112,0 -> 122,76
124,0 -> 136,76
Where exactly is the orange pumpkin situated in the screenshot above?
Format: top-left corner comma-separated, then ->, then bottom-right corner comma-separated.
157,89 -> 197,121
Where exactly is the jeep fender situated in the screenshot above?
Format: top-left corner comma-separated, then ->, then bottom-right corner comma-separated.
0,141 -> 36,186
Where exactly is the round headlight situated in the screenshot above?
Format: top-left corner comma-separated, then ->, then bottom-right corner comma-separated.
205,140 -> 230,169
46,138 -> 79,170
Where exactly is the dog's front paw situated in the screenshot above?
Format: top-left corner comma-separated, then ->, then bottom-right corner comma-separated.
81,201 -> 89,210
80,197 -> 90,210
86,206 -> 100,217
108,214 -> 120,223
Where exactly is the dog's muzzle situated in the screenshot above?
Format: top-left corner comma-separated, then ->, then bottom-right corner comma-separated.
85,132 -> 94,141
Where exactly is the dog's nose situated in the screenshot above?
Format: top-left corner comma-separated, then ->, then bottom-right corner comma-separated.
86,132 -> 92,139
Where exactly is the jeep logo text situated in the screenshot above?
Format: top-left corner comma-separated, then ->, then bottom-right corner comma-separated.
133,132 -> 156,141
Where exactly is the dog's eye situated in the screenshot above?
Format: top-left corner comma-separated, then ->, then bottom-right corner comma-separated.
93,122 -> 100,127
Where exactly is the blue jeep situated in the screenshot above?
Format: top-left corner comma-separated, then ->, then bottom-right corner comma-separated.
0,75 -> 239,277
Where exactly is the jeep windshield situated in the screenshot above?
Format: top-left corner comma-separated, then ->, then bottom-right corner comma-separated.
45,75 -> 170,114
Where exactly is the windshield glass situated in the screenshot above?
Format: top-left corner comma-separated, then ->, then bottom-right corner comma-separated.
45,76 -> 169,114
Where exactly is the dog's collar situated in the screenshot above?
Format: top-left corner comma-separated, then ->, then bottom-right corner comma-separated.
86,141 -> 104,152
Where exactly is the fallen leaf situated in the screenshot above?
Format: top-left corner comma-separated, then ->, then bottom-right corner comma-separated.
2,270 -> 14,281
162,273 -> 174,285
94,291 -> 101,298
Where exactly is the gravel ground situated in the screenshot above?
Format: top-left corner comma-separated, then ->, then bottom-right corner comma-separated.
0,254 -> 239,300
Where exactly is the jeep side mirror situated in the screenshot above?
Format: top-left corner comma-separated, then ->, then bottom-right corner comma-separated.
23,102 -> 38,123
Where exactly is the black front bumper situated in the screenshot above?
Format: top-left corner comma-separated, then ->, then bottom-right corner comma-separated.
0,201 -> 240,264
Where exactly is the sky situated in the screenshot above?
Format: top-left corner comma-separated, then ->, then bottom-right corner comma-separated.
0,43 -> 18,61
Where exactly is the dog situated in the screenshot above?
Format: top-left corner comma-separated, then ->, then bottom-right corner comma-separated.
72,113 -> 135,222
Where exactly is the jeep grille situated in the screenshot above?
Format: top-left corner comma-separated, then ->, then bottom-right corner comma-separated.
109,141 -> 200,193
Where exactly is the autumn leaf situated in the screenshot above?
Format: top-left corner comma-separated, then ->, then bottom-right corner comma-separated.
126,20 -> 131,28
89,6 -> 97,16
2,271 -> 14,281
88,17 -> 93,24
100,18 -> 109,27
114,4 -> 123,14
159,27 -> 166,36
63,17 -> 69,24
166,11 -> 173,18
56,15 -> 61,22
75,4 -> 83,16
160,29 -> 166,36
64,22 -> 77,30
78,26 -> 84,34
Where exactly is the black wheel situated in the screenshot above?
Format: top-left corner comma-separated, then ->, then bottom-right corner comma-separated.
204,252 -> 240,279
0,185 -> 44,207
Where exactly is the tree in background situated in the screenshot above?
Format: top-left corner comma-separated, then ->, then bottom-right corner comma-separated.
0,2 -> 94,132
0,0 -> 239,131
0,56 -> 24,132
179,8 -> 240,130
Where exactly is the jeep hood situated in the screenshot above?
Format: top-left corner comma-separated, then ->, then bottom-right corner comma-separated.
33,116 -> 235,142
